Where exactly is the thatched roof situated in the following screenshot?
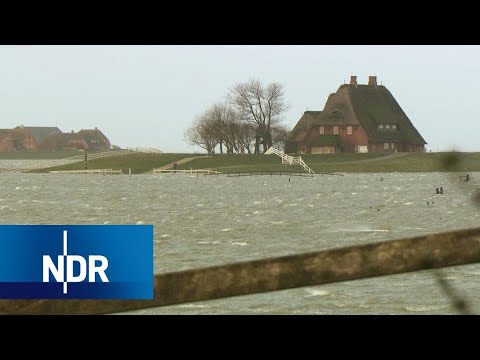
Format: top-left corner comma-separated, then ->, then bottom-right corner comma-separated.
0,129 -> 13,141
21,127 -> 62,144
347,85 -> 426,144
78,129 -> 110,147
286,83 -> 426,145
287,111 -> 322,142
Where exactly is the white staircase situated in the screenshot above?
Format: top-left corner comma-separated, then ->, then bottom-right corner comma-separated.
265,147 -> 314,174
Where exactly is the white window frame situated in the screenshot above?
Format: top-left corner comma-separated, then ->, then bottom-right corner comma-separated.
319,126 -> 324,134
392,124 -> 397,129
347,126 -> 352,135
379,125 -> 383,129
384,142 -> 389,150
386,125 -> 390,129
333,126 -> 338,134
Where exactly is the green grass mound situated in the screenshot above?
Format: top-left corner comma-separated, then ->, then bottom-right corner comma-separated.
29,153 -> 202,174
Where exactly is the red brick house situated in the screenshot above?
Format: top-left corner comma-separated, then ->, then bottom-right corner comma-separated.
5,126 -> 62,151
21,126 -> 62,150
0,137 -> 14,152
64,128 -> 111,151
0,126 -> 111,152
0,127 -> 38,151
0,130 -> 14,152
285,76 -> 427,154
42,132 -> 69,150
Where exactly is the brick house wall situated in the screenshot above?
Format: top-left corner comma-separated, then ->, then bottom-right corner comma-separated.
0,137 -> 14,152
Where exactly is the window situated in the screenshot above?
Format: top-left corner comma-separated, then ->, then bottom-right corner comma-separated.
319,126 -> 324,134
392,125 -> 397,129
347,126 -> 352,134
386,125 -> 390,129
312,146 -> 335,154
379,125 -> 383,129
356,145 -> 368,153
391,143 -> 394,150
384,143 -> 389,150
333,126 -> 338,134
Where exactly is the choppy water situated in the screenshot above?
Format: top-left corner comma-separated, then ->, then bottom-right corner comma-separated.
1,161 -> 479,314
0,159 -> 76,171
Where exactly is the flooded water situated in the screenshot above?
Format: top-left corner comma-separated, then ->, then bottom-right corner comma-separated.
1,160 -> 479,314
0,159 -> 76,171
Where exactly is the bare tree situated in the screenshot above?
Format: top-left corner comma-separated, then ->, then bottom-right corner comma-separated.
207,104 -> 225,155
227,78 -> 288,154
186,103 -> 244,155
237,122 -> 256,154
221,106 -> 242,154
184,112 -> 218,155
203,103 -> 240,155
271,124 -> 290,151
185,79 -> 288,155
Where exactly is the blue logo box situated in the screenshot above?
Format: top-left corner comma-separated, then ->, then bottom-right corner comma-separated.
0,225 -> 153,299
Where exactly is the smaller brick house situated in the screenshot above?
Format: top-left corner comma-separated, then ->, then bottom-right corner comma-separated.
0,130 -> 14,152
79,128 -> 111,151
0,125 -> 112,152
0,128 -> 36,151
21,126 -> 62,150
285,76 -> 427,154
64,128 -> 111,151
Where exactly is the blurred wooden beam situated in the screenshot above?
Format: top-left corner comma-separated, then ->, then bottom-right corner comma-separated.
1,227 -> 480,315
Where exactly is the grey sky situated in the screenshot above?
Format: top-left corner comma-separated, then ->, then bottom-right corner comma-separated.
0,45 -> 477,152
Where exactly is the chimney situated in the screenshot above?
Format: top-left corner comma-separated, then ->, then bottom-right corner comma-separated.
350,76 -> 357,85
368,76 -> 377,86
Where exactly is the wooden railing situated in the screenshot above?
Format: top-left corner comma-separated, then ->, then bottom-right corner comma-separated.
49,169 -> 123,175
265,147 -> 315,174
0,227 -> 479,314
63,149 -> 133,161
153,169 -> 221,175
125,147 -> 162,154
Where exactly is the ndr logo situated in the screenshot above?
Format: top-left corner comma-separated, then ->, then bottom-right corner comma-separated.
42,230 -> 109,294
0,224 -> 152,299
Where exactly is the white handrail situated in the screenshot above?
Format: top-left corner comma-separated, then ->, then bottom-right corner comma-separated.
265,147 -> 314,174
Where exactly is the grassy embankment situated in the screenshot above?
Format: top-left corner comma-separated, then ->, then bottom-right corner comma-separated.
176,153 -> 389,173
177,152 -> 480,173
304,152 -> 480,173
28,153 -> 201,174
27,151 -> 480,174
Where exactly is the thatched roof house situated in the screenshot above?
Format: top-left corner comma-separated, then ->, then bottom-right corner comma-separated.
285,76 -> 427,154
